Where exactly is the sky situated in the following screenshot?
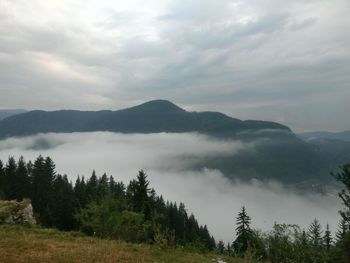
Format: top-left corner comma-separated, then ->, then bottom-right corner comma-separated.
0,132 -> 341,242
0,0 -> 349,132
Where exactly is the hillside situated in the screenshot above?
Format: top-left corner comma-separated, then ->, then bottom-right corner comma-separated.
0,225 -> 240,263
0,109 -> 26,121
0,100 -> 344,186
0,100 -> 289,138
300,130 -> 350,142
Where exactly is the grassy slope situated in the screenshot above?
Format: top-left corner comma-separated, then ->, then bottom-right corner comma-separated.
0,225 -> 248,263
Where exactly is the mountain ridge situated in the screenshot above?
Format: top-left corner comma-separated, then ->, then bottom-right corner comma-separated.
0,100 -> 290,138
300,130 -> 350,142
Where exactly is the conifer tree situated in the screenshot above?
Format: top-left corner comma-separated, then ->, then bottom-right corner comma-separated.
217,240 -> 225,254
4,157 -> 17,200
135,170 -> 150,211
16,156 -> 30,201
334,164 -> 350,226
308,219 -> 323,262
323,223 -> 332,250
97,173 -> 109,199
129,170 -> 152,219
31,155 -> 56,226
226,242 -> 232,256
86,170 -> 98,202
233,206 -> 253,254
74,176 -> 87,209
308,219 -> 323,248
0,160 -> 4,198
52,174 -> 76,230
335,219 -> 348,241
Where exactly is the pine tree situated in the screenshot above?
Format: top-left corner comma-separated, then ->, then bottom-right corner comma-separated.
217,240 -> 225,254
129,170 -> 151,219
0,160 -> 5,198
336,219 -> 348,241
308,219 -> 323,248
31,155 -> 56,226
52,174 -> 76,230
4,157 -> 17,200
233,206 -> 253,254
334,164 -> 350,226
226,242 -> 232,256
308,219 -> 323,262
86,170 -> 98,202
323,223 -> 332,250
74,176 -> 87,209
97,173 -> 109,199
16,156 -> 30,201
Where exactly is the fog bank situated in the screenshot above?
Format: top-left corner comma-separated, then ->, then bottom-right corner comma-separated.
0,132 -> 341,242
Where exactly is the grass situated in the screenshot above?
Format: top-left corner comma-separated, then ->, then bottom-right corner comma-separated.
0,225 -> 254,263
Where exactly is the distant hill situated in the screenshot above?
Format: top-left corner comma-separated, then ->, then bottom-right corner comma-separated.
0,100 -> 289,138
300,130 -> 350,142
0,109 -> 26,121
0,100 -> 345,186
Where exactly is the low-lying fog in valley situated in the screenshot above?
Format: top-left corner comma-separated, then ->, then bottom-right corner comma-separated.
0,132 -> 341,242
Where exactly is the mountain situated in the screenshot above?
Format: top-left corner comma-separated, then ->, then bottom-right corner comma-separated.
0,100 -> 344,186
0,109 -> 26,121
0,100 -> 289,138
300,130 -> 350,142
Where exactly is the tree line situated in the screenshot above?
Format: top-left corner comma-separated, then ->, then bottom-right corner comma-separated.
221,164 -> 350,262
0,156 -> 349,262
0,156 -> 215,250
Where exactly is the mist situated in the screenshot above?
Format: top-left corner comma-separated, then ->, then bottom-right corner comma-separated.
0,132 -> 341,242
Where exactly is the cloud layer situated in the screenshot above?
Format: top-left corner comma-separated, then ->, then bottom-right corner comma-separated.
0,132 -> 341,242
0,0 -> 349,132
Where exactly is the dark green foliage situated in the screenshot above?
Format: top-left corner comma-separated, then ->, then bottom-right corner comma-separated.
74,176 -> 87,209
31,156 -> 56,226
127,170 -> 151,218
308,219 -> 323,248
3,156 -> 350,261
336,219 -> 349,241
324,223 -> 332,250
16,156 -> 30,201
217,240 -> 225,254
4,157 -> 17,200
308,219 -> 323,262
51,174 -> 76,230
0,155 -> 216,250
333,164 -> 350,261
86,170 -> 98,202
0,160 -> 4,199
334,164 -> 350,226
233,206 -> 253,254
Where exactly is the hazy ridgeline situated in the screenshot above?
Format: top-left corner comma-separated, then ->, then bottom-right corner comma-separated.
0,132 -> 341,243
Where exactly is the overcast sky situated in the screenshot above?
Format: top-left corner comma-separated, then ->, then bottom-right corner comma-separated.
0,0 -> 349,132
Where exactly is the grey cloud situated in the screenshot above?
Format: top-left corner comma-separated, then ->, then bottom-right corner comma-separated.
289,17 -> 318,31
0,0 -> 349,131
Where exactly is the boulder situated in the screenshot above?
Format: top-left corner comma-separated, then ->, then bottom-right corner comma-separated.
0,199 -> 36,225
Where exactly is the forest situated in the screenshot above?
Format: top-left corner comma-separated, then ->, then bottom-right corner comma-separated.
0,156 -> 349,262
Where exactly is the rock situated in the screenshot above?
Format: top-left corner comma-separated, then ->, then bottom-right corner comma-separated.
0,200 -> 36,225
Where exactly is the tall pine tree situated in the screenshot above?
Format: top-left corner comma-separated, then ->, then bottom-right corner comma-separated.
16,156 -> 30,201
334,164 -> 350,230
323,223 -> 332,250
0,160 -> 4,199
4,157 -> 17,200
233,206 -> 253,254
31,156 -> 56,226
